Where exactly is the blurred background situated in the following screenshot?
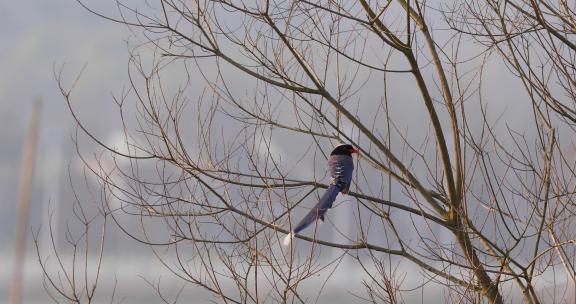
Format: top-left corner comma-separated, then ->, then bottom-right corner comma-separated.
2,1 -> 570,303
0,1 -> 157,302
1,2 -> 383,303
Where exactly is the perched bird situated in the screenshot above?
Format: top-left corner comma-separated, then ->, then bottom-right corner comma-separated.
283,144 -> 359,246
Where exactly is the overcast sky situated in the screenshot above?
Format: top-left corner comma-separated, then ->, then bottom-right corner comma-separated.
1,1 -> 554,303
0,1 -> 138,302
1,0 -> 134,230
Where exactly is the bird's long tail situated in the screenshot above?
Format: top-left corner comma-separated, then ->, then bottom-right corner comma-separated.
283,232 -> 294,246
283,184 -> 341,246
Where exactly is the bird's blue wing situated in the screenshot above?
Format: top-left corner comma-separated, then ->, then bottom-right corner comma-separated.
329,155 -> 354,193
291,184 -> 341,235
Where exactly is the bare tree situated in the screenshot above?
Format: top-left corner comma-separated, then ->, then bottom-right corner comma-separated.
34,163 -> 113,304
39,0 -> 576,303
445,0 -> 576,301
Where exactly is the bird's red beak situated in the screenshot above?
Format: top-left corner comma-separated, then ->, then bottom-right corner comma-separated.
352,147 -> 360,154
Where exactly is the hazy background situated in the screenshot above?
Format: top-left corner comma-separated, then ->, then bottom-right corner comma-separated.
0,1 -> 158,302
0,1 -> 371,302
0,1 -> 554,303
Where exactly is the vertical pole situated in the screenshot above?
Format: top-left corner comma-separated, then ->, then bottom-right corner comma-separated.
10,100 -> 42,304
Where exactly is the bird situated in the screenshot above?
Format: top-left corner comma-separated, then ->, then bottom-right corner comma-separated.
283,144 -> 359,246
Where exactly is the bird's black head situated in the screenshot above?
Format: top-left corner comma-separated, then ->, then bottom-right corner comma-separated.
330,144 -> 359,156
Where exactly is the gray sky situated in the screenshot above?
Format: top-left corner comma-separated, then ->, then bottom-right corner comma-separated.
1,0 -> 130,235
0,1 -> 136,302
0,1 -> 559,303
